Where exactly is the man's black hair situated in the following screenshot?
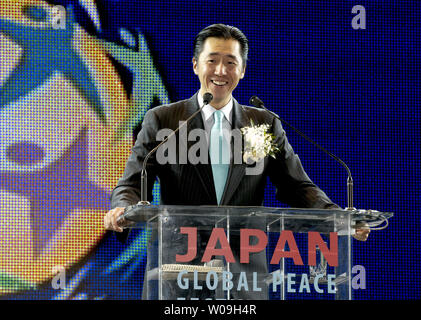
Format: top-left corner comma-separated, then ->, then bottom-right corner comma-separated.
193,23 -> 249,68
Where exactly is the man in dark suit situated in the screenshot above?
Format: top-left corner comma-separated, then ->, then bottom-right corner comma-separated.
104,24 -> 369,298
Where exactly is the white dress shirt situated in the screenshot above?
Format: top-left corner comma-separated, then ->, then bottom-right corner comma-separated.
197,93 -> 233,147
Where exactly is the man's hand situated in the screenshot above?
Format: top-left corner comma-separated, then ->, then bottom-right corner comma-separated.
104,207 -> 125,232
353,221 -> 370,241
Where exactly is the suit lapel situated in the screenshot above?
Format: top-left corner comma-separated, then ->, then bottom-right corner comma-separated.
182,93 -> 217,203
220,98 -> 250,205
181,94 -> 252,205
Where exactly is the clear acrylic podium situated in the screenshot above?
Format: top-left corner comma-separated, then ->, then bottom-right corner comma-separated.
120,205 -> 392,300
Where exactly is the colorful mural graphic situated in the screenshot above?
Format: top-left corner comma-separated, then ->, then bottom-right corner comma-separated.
0,0 -> 167,298
0,0 -> 419,300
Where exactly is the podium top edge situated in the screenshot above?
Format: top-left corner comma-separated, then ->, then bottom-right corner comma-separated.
121,204 -> 393,224
125,204 -> 393,213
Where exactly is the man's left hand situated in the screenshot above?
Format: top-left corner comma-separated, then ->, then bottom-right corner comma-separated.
353,222 -> 370,241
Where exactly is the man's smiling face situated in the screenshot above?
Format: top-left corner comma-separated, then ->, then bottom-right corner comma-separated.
193,37 -> 245,109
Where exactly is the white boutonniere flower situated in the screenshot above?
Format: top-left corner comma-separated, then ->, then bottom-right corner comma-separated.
241,120 -> 280,163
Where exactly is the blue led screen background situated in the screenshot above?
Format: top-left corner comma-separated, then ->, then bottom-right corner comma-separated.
0,0 -> 419,299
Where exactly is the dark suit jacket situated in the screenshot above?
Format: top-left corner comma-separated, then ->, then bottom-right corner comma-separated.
111,92 -> 337,210
110,93 -> 339,298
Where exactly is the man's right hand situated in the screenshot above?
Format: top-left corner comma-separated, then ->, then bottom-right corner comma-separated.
104,207 -> 126,232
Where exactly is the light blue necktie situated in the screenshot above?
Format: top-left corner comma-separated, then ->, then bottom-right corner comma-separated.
210,110 -> 230,205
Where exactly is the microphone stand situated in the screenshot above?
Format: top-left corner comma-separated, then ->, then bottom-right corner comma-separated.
139,93 -> 214,205
250,96 -> 356,211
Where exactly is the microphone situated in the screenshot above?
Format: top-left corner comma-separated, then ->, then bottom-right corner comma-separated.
249,95 -> 355,211
139,92 -> 214,204
202,92 -> 213,105
116,93 -> 213,226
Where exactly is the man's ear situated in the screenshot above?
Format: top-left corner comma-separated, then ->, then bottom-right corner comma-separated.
240,64 -> 246,79
192,57 -> 198,75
